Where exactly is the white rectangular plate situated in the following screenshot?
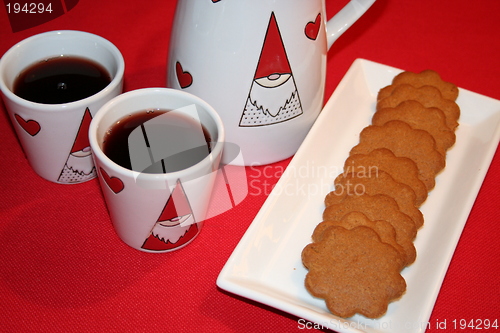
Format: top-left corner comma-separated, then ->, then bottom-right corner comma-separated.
216,59 -> 500,333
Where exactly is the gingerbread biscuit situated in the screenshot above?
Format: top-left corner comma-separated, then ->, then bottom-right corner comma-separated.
312,212 -> 407,262
323,194 -> 417,265
349,120 -> 445,191
344,148 -> 428,206
377,84 -> 460,130
377,70 -> 459,101
302,226 -> 407,318
326,170 -> 424,229
372,100 -> 456,156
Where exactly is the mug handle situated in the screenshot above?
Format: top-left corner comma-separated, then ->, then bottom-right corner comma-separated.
326,0 -> 376,49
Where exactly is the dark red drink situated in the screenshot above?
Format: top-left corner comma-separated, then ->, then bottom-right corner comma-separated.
13,56 -> 111,104
103,110 -> 212,173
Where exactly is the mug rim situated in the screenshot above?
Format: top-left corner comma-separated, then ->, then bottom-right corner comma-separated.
89,87 -> 226,180
0,30 -> 125,112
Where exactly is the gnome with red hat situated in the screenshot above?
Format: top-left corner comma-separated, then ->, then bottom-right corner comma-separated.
239,12 -> 303,127
58,108 -> 96,183
141,180 -> 200,251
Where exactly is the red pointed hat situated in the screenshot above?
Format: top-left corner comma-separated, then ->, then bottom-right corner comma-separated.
157,180 -> 193,222
71,108 -> 92,153
254,12 -> 292,80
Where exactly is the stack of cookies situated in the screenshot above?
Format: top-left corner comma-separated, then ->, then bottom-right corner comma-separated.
301,70 -> 460,318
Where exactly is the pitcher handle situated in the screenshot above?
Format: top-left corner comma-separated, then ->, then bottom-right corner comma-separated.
326,0 -> 376,49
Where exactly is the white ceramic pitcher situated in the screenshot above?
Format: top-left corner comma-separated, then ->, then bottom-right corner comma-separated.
167,0 -> 376,165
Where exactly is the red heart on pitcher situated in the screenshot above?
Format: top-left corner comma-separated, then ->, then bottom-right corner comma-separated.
176,62 -> 193,89
14,114 -> 41,136
305,13 -> 321,40
100,168 -> 124,194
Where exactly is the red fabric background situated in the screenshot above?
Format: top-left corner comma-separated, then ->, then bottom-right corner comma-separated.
0,1 -> 499,332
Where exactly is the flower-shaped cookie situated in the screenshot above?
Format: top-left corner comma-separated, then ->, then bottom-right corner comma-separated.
302,226 -> 406,318
350,120 -> 445,191
377,69 -> 459,101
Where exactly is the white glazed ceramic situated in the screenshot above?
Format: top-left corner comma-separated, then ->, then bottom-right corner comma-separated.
167,0 -> 376,165
0,30 -> 124,183
89,88 -> 225,252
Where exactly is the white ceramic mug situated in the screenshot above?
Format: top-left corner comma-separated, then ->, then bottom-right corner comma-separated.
0,30 -> 124,183
89,88 -> 225,252
167,0 -> 376,165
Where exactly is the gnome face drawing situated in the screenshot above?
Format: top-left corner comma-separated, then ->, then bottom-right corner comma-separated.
58,108 -> 97,183
141,180 -> 200,252
239,12 -> 304,127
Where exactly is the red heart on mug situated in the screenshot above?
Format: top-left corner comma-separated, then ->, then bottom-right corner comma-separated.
14,114 -> 41,136
305,13 -> 321,40
100,168 -> 124,194
176,62 -> 193,89
5,0 -> 79,33
212,0 -> 221,2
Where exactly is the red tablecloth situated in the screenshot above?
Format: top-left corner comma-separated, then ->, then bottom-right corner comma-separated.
1,1 -> 499,332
